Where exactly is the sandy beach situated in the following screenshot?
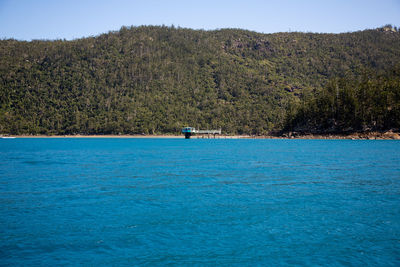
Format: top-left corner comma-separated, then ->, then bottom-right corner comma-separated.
2,131 -> 400,140
2,134 -> 252,139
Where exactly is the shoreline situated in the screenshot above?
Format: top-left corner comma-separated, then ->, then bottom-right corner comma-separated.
1,131 -> 400,140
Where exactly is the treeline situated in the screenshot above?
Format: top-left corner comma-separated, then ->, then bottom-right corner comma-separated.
284,67 -> 400,133
1,25 -> 400,135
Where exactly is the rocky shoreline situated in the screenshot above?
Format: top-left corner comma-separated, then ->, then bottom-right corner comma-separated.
273,130 -> 400,140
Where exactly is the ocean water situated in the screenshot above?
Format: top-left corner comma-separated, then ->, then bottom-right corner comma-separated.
0,138 -> 399,266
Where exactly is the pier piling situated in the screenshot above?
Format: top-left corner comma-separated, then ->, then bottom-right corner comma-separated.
181,127 -> 221,139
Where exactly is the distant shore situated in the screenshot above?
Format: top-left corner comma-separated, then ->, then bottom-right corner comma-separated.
276,131 -> 400,140
2,131 -> 400,140
2,134 -> 184,139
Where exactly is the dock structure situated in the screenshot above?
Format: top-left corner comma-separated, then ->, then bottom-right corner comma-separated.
181,127 -> 221,139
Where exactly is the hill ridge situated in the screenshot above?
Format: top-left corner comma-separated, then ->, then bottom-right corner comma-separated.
1,25 -> 399,135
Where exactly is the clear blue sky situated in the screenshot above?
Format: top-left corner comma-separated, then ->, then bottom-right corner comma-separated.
0,0 -> 399,40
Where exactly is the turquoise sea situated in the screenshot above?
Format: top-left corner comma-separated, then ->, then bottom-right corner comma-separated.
0,138 -> 399,266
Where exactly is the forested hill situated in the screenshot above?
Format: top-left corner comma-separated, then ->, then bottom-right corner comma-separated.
1,25 -> 400,135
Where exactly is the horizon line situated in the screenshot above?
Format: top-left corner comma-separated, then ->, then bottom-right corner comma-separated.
1,24 -> 398,42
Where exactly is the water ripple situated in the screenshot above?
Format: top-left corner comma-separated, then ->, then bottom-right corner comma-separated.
1,139 -> 399,266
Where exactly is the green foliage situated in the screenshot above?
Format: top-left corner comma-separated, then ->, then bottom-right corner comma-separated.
284,66 -> 400,133
1,26 -> 400,135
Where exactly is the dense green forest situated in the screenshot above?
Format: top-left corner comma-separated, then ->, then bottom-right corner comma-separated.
1,25 -> 400,135
284,66 -> 400,134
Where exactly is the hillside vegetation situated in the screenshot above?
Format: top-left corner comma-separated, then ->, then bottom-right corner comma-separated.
1,25 -> 400,135
284,67 -> 400,134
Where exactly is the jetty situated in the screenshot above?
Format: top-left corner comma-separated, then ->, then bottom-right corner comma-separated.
181,127 -> 221,139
